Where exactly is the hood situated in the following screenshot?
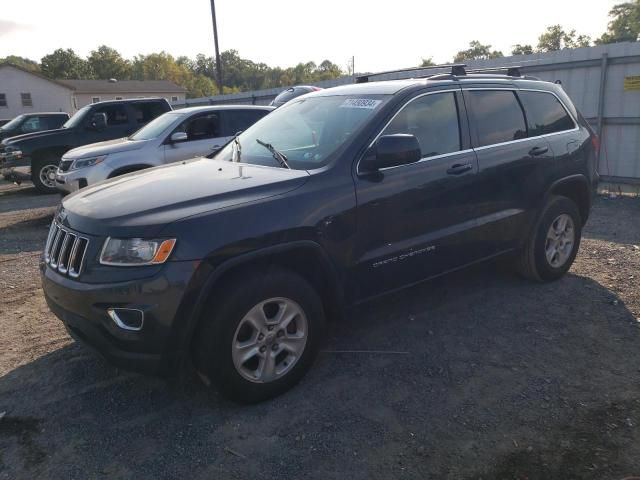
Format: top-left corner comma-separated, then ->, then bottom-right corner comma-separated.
2,128 -> 67,146
63,137 -> 149,159
61,158 -> 310,236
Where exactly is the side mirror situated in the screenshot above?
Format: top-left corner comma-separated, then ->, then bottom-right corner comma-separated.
89,112 -> 107,131
170,132 -> 188,143
360,134 -> 421,173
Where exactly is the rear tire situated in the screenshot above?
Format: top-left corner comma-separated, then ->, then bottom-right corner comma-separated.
193,267 -> 325,403
31,155 -> 60,194
517,195 -> 582,282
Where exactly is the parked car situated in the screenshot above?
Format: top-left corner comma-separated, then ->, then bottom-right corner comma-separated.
0,113 -> 70,142
55,105 -> 274,194
270,85 -> 322,107
41,68 -> 598,403
0,98 -> 170,193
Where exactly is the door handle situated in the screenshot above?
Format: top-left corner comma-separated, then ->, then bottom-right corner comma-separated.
210,145 -> 221,150
529,146 -> 549,156
446,163 -> 473,175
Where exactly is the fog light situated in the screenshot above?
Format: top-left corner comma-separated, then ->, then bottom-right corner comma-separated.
107,308 -> 144,331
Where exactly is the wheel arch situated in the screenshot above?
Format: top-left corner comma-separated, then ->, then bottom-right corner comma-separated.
547,174 -> 592,225
180,241 -> 345,356
31,146 -> 71,163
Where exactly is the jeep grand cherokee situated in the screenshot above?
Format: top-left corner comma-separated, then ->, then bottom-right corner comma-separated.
41,66 -> 598,403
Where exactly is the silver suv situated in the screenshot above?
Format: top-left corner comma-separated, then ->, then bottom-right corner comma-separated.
55,105 -> 273,194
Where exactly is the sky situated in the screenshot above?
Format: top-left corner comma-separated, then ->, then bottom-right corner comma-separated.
0,0 -> 618,73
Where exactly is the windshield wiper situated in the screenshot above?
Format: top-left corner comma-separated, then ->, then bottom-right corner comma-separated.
255,138 -> 291,169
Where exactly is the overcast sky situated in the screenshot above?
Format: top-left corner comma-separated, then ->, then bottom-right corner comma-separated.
0,0 -> 617,73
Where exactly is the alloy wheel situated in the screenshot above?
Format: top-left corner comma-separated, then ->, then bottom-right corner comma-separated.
231,297 -> 308,383
544,213 -> 575,268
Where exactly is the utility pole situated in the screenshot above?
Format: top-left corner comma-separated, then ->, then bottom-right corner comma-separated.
209,0 -> 223,95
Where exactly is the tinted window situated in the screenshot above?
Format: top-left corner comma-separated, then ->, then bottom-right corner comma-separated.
382,92 -> 460,158
518,91 -> 575,136
224,109 -> 269,135
48,115 -> 68,129
93,104 -> 128,126
469,90 -> 527,147
21,117 -> 45,132
131,102 -> 167,124
175,113 -> 220,141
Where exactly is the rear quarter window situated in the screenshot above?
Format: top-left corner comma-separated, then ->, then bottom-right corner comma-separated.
518,90 -> 575,136
468,90 -> 527,147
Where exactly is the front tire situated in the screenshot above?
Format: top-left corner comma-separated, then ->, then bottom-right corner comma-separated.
31,155 -> 60,193
517,195 -> 582,282
193,268 -> 325,403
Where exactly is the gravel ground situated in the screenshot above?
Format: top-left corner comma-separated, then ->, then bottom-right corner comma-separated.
0,181 -> 639,480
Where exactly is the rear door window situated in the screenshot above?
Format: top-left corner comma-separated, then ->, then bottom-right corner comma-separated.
381,92 -> 461,158
47,116 -> 67,129
518,91 -> 575,137
131,102 -> 167,125
223,109 -> 269,136
92,104 -> 129,126
468,90 -> 527,147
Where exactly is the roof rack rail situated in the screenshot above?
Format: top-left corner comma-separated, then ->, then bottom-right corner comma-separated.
465,66 -> 523,77
355,63 -> 467,83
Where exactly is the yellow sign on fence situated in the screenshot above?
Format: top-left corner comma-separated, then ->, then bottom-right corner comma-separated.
624,75 -> 640,90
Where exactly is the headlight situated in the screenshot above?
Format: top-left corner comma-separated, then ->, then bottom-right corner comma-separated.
72,155 -> 107,170
99,238 -> 176,266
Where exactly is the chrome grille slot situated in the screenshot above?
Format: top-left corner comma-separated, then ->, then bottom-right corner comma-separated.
57,233 -> 75,274
49,229 -> 65,268
68,237 -> 88,278
44,222 -> 58,262
44,221 -> 90,278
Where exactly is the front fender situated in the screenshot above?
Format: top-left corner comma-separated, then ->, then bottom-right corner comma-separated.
168,240 -> 342,360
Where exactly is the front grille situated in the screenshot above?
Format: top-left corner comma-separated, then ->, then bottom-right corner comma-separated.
44,221 -> 89,278
59,159 -> 73,172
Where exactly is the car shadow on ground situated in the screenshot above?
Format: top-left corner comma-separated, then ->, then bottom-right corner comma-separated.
1,263 -> 639,479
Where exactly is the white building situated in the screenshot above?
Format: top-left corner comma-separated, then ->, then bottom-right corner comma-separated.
0,64 -> 187,120
0,64 -> 74,119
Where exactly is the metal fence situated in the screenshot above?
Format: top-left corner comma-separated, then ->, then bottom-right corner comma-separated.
183,42 -> 640,183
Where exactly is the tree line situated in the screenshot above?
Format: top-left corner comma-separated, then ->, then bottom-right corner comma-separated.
423,1 -> 640,65
0,47 -> 344,99
1,0 -> 638,96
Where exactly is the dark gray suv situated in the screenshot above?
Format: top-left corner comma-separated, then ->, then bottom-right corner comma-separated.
41,65 -> 598,403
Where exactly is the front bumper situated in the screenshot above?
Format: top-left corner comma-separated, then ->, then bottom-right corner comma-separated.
55,168 -> 86,194
41,260 -> 198,375
55,162 -> 111,193
0,152 -> 29,169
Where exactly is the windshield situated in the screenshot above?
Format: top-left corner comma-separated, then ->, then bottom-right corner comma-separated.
0,115 -> 26,131
62,105 -> 91,129
129,112 -> 182,141
216,94 -> 390,169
